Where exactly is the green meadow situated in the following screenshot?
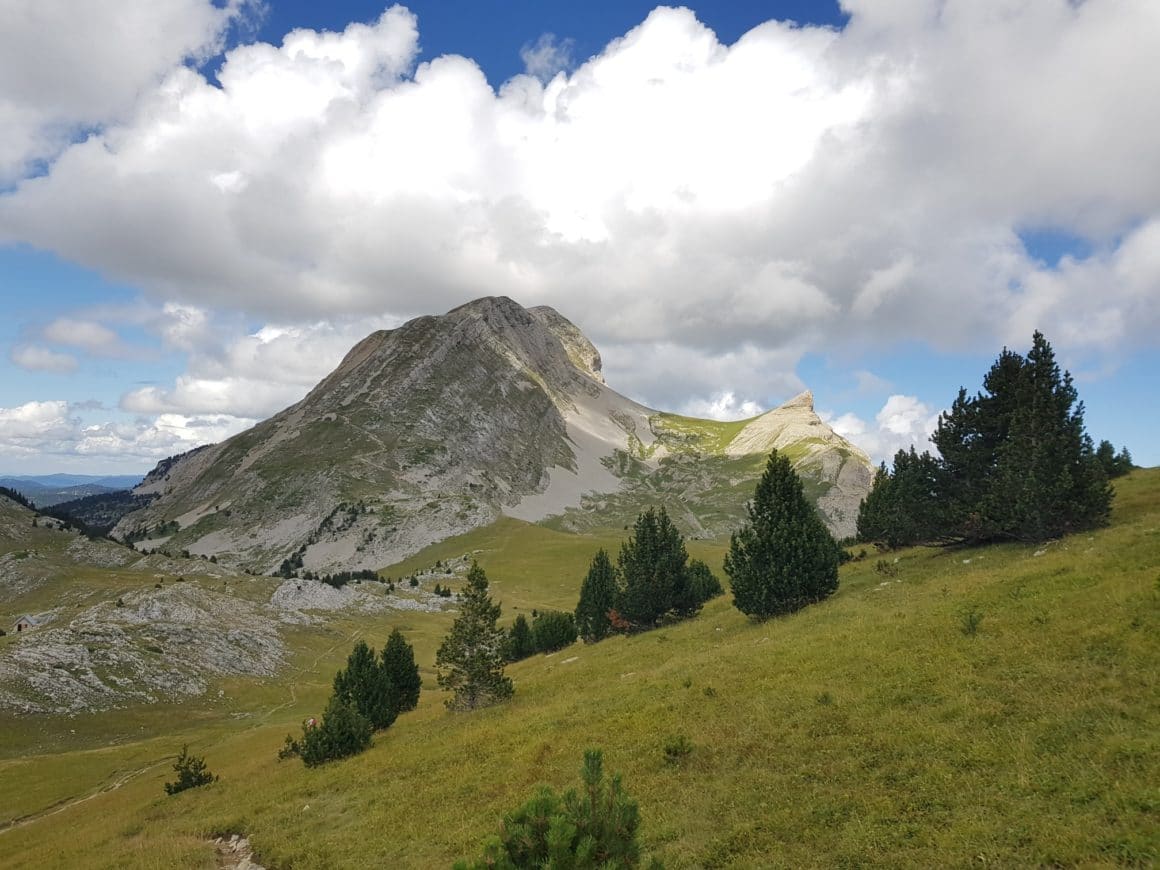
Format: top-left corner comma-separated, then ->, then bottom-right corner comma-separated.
1,469 -> 1157,868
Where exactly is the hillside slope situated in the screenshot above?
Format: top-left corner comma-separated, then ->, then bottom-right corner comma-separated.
114,297 -> 872,573
0,494 -> 450,715
4,469 -> 1156,868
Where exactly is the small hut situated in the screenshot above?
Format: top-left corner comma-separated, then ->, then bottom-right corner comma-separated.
13,614 -> 40,633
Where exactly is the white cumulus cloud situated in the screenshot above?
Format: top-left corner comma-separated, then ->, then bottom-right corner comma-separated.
0,2 -> 1158,466
827,394 -> 941,465
681,392 -> 764,421
0,399 -> 253,471
0,0 -> 255,183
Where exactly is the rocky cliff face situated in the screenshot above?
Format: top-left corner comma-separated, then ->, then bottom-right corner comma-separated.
115,297 -> 873,572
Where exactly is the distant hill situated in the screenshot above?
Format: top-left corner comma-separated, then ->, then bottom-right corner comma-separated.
43,490 -> 157,536
0,474 -> 144,508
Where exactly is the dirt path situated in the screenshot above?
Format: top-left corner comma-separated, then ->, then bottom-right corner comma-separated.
1,626 -> 363,839
258,624 -> 362,723
0,758 -> 168,834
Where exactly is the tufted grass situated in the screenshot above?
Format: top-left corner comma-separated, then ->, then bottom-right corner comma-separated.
0,470 -> 1156,867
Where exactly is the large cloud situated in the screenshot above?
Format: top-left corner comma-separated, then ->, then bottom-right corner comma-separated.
0,0 -> 253,184
120,312 -> 402,417
1,1 -> 1158,446
0,399 -> 251,470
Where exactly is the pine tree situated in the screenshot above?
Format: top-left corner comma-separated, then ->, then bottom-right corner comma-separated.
617,507 -> 689,628
857,448 -> 943,548
925,331 -> 1113,544
436,562 -> 514,711
455,750 -> 646,869
381,628 -> 421,713
574,548 -> 618,642
1096,440 -> 1135,479
989,331 -> 1111,541
929,347 -> 1026,541
164,745 -> 216,794
300,696 -> 373,767
856,462 -> 891,544
725,449 -> 839,618
1114,446 -> 1134,477
532,611 -> 578,654
685,559 -> 723,606
506,613 -> 536,661
333,640 -> 398,730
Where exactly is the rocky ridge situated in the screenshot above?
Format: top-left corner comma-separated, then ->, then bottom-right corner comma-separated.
0,495 -> 451,714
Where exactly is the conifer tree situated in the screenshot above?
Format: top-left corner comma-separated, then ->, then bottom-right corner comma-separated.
456,750 -> 646,869
574,548 -> 618,642
932,347 -> 1026,541
300,696 -> 373,767
436,562 -> 513,711
989,331 -> 1111,541
1096,440 -> 1134,479
333,640 -> 398,730
164,745 -> 216,794
381,628 -> 421,713
856,462 -> 891,544
686,559 -> 723,605
506,613 -> 535,661
532,610 -> 578,653
857,448 -> 943,548
617,507 -> 689,628
725,449 -> 839,618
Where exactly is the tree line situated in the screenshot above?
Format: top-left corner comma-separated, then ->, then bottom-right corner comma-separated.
281,628 -> 422,766
858,332 -> 1129,548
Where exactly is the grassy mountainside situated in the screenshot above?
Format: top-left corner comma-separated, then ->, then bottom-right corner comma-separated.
1,470 -> 1156,867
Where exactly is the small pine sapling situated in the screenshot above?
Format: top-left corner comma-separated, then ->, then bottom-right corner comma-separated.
164,745 -> 217,794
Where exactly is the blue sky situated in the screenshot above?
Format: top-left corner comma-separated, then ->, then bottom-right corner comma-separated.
1,0 -> 1157,475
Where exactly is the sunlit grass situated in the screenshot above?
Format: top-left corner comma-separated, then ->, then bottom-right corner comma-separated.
0,470 -> 1157,867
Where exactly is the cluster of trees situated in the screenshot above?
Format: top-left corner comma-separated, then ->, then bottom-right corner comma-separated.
283,629 -> 421,766
455,750 -> 651,869
858,332 -> 1123,547
41,491 -> 156,538
574,508 -> 724,641
0,486 -> 34,510
507,610 -> 578,661
1095,440 -> 1134,480
124,520 -> 179,543
311,568 -> 379,589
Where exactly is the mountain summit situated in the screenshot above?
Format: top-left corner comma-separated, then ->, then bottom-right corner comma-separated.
116,297 -> 872,571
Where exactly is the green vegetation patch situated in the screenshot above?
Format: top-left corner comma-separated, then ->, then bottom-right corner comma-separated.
0,470 -> 1157,868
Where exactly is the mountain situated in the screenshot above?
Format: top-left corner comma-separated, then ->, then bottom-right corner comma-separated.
113,297 -> 873,573
0,475 -> 143,508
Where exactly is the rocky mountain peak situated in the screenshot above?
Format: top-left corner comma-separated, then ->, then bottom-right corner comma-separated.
528,305 -> 605,384
116,296 -> 873,570
781,389 -> 814,411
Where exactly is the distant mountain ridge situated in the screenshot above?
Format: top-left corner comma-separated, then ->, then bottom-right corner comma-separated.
0,474 -> 143,489
0,475 -> 144,508
114,297 -> 873,572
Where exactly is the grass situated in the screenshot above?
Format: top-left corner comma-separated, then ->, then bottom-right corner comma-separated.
650,412 -> 759,455
0,470 -> 1157,867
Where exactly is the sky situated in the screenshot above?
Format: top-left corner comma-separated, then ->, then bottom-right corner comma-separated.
1,0 -> 1157,476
